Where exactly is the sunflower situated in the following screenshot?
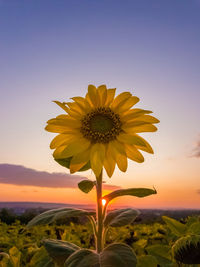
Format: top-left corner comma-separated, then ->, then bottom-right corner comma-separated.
172,235 -> 200,264
45,84 -> 159,177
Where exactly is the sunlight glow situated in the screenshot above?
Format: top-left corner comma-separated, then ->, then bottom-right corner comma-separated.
102,199 -> 106,206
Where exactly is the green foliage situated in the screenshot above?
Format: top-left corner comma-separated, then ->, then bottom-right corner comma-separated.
43,239 -> 80,266
54,158 -> 91,172
137,255 -> 158,267
29,247 -> 54,267
64,243 -> 137,267
1,215 -> 200,266
78,180 -> 95,194
146,244 -> 173,266
104,208 -> 140,227
162,216 -> 186,237
103,188 -> 157,204
27,208 -> 95,227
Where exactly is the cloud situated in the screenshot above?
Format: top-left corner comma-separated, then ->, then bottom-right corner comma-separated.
197,190 -> 200,194
192,136 -> 200,158
0,164 -> 121,190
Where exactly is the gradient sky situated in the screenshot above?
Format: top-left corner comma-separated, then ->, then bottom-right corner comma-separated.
0,0 -> 200,208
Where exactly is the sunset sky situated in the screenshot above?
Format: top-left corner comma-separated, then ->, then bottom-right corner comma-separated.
0,0 -> 200,209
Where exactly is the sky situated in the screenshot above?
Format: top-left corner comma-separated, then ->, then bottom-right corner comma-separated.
0,0 -> 200,209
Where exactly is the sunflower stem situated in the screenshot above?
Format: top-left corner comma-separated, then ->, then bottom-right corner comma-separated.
96,170 -> 104,253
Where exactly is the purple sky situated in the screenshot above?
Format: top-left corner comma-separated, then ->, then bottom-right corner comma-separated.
0,0 -> 200,207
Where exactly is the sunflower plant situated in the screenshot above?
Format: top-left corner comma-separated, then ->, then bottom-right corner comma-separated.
27,84 -> 159,267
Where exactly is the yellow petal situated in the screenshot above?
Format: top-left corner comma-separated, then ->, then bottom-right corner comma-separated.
125,144 -> 144,163
133,115 -> 160,124
104,157 -> 115,178
53,101 -> 69,113
88,84 -> 99,107
67,109 -> 82,119
90,143 -> 105,177
120,109 -> 152,122
71,97 -> 91,113
66,102 -> 84,115
111,92 -> 132,110
97,85 -> 107,106
124,124 -> 158,133
45,124 -> 74,133
103,144 -> 116,177
50,134 -> 77,149
122,120 -> 150,129
54,139 -> 91,159
85,93 -> 94,108
53,145 -> 68,158
117,133 -> 147,147
134,135 -> 154,154
47,114 -> 69,123
110,140 -> 126,157
105,88 -> 116,106
116,153 -> 128,172
115,96 -> 139,113
70,149 -> 90,173
47,117 -> 81,128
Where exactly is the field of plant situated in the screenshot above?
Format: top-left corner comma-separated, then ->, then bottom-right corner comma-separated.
0,214 -> 200,267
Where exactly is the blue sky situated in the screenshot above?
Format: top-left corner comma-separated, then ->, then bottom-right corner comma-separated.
0,0 -> 200,207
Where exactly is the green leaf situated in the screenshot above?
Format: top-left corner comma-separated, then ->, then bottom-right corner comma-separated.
103,188 -> 156,203
29,247 -> 54,267
65,243 -> 137,267
43,239 -> 80,267
137,255 -> 158,267
146,245 -> 173,267
55,157 -> 91,172
27,208 -> 95,227
78,180 -> 95,193
104,208 -> 140,227
162,216 -> 186,237
9,247 -> 21,267
64,249 -> 98,267
187,222 -> 200,235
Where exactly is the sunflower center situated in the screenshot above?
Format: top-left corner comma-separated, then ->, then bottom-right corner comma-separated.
90,115 -> 113,133
81,107 -> 122,143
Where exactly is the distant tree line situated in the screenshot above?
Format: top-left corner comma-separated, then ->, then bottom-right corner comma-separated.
0,208 -> 44,224
0,208 -> 87,225
1,207 -> 200,225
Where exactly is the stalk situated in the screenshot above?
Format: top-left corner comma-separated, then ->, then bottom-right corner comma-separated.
96,170 -> 103,253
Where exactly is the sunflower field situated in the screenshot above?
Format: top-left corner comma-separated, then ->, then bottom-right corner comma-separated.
0,215 -> 200,267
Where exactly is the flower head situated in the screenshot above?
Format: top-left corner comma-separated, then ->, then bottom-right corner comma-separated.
45,85 -> 159,177
172,235 -> 200,264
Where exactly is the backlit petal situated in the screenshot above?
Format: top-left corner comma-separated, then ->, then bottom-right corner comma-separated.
54,139 -> 91,159
117,133 -> 147,146
50,134 -> 78,149
103,144 -> 116,177
88,84 -> 99,106
111,92 -> 132,110
133,115 -> 160,124
120,109 -> 152,122
70,149 -> 90,173
124,124 -> 158,133
125,144 -> 144,163
53,101 -> 69,113
115,96 -> 139,113
105,88 -> 116,106
90,143 -> 105,176
97,85 -> 107,106
116,153 -> 128,172
45,124 -> 76,133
